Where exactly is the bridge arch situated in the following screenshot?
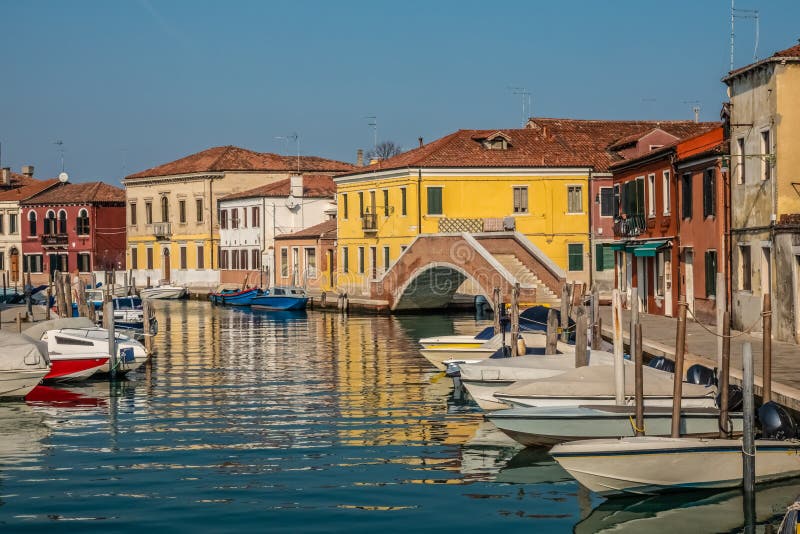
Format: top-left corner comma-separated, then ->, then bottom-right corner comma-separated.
391,261 -> 488,311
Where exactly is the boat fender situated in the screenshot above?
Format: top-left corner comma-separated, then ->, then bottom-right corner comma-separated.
516,336 -> 526,356
686,364 -> 716,387
758,401 -> 798,440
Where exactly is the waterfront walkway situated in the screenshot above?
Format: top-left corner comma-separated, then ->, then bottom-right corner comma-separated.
599,306 -> 800,411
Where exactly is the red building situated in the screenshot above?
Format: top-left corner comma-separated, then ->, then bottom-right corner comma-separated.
590,174 -> 616,295
20,181 -> 126,284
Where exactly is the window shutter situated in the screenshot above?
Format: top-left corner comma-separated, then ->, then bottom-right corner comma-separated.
595,244 -> 604,271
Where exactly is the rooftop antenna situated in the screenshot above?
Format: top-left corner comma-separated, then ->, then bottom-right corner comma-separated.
730,0 -> 760,71
682,100 -> 701,122
274,133 -> 301,173
54,140 -> 65,172
364,115 -> 377,151
508,86 -> 532,126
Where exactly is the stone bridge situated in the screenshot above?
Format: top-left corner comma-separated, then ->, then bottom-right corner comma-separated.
370,232 -> 566,311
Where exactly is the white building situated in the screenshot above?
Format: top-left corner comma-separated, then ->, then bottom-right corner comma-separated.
218,175 -> 336,287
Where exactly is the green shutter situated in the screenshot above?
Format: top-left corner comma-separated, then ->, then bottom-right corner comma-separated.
595,244 -> 604,271
705,251 -> 717,297
568,244 -> 584,271
427,187 -> 442,215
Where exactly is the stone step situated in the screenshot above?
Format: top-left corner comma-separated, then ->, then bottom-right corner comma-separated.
492,253 -> 559,302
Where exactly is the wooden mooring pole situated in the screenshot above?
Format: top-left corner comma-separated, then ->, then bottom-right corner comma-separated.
574,306 -> 588,368
545,308 -> 558,355
719,311 -> 731,438
105,301 -> 117,379
559,285 -> 569,343
742,341 -> 756,511
670,301 -> 687,438
762,293 -> 772,403
510,283 -> 520,357
634,322 -> 644,436
591,284 -> 601,350
611,289 -> 625,405
630,286 -> 639,365
493,287 -> 501,336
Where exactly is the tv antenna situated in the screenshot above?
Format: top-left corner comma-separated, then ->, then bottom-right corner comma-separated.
508,86 -> 532,126
54,140 -> 65,172
275,133 -> 301,174
364,115 -> 377,151
682,100 -> 701,123
730,0 -> 759,71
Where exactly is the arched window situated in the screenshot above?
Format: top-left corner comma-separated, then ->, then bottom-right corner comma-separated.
28,211 -> 37,236
45,210 -> 56,235
58,210 -> 67,234
77,209 -> 90,235
161,196 -> 169,223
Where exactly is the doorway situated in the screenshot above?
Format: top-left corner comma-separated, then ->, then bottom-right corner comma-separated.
162,248 -> 171,282
370,246 -> 377,280
636,256 -> 648,313
10,249 -> 19,282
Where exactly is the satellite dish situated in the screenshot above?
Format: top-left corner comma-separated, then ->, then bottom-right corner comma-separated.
58,172 -> 69,183
285,195 -> 297,209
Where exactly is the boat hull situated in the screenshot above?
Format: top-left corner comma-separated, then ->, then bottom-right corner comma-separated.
488,406 -> 744,447
140,287 -> 187,300
0,369 -> 49,399
550,437 -> 800,496
420,348 -> 499,370
45,357 -> 109,381
209,288 -> 260,306
250,296 -> 308,311
494,394 -> 717,409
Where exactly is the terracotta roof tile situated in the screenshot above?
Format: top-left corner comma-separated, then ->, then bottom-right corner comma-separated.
126,145 -> 356,179
220,175 -> 337,201
338,119 -> 719,175
0,176 -> 59,202
774,42 -> 800,58
275,219 -> 337,240
610,123 -> 723,169
725,41 -> 800,79
22,182 -> 125,205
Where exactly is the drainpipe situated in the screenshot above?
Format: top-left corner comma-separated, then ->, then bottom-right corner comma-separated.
417,168 -> 422,233
262,196 -> 266,287
670,151 -> 681,316
587,171 -> 594,290
209,178 -> 214,271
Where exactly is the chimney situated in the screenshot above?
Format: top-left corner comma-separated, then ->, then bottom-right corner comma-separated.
1,167 -> 10,186
356,149 -> 364,167
290,174 -> 303,198
21,165 -> 34,177
418,137 -> 424,148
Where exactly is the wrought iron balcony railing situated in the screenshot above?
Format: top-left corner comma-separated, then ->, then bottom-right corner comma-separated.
41,234 -> 68,246
153,222 -> 172,238
362,213 -> 377,232
613,214 -> 647,238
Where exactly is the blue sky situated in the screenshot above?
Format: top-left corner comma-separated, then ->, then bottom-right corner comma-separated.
1,0 -> 798,183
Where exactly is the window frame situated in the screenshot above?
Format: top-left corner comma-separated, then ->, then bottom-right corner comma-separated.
28,211 -> 37,237
761,129 -> 771,181
681,173 -> 693,220
400,187 -> 407,216
426,186 -> 443,216
705,250 -> 717,298
599,187 -> 614,218
131,247 -> 138,270
567,243 -> 584,272
647,173 -> 656,218
77,208 -> 90,236
566,185 -> 583,214
197,245 -> 205,269
382,189 -> 390,217
145,201 -> 153,225
342,246 -> 349,274
341,193 -> 348,220
280,247 -> 289,277
512,186 -> 529,214
130,202 -> 137,226
196,198 -> 204,223
702,168 -> 716,219
736,137 -> 746,184
740,245 -> 751,292
662,170 -> 671,216
178,200 -> 187,224
358,246 -> 365,274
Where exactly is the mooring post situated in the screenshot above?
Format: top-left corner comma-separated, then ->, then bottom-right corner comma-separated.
719,311 -> 731,438
105,301 -> 117,379
63,273 -> 74,317
142,298 -> 153,355
25,271 -> 32,317
630,286 -> 639,364
510,283 -> 520,357
545,308 -> 558,355
124,271 -> 129,296
634,322 -> 644,436
716,272 -> 726,371
762,293 -> 772,403
591,284 -> 600,350
671,301 -> 687,438
575,306 -> 588,368
742,341 -> 756,511
612,289 -> 625,405
559,285 -> 569,342
492,287 -> 501,335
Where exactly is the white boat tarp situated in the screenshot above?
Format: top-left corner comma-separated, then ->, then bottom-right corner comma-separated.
499,364 -> 715,399
459,351 -> 619,382
23,317 -> 97,342
0,331 -> 50,370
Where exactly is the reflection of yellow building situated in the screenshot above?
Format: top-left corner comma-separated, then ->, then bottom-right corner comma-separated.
334,127 -> 598,296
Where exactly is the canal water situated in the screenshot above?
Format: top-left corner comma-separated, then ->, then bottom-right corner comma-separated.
1,301 -> 798,532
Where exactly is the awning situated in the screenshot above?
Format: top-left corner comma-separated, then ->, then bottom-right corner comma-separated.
633,240 -> 668,257
608,243 -> 628,251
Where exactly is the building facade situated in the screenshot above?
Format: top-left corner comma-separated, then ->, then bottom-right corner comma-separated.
590,173 -> 616,296
273,219 -> 337,292
123,145 -> 353,291
19,181 -> 126,285
0,166 -> 58,286
218,175 -> 337,287
723,42 -> 800,341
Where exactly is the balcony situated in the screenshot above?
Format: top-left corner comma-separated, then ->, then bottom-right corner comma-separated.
40,234 -> 69,247
362,213 -> 377,233
613,214 -> 647,238
153,222 -> 172,239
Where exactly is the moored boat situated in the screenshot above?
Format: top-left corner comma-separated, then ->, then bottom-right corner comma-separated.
209,286 -> 261,306
0,331 -> 51,399
250,287 -> 308,311
139,285 -> 188,300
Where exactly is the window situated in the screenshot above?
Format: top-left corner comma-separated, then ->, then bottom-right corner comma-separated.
306,248 -> 316,273
197,245 -> 205,269
567,185 -> 583,213
28,211 -> 37,236
180,246 -> 187,269
241,208 -> 247,229
196,198 -> 203,223
740,245 -> 751,291
656,251 -> 665,297
599,187 -> 614,217
358,192 -> 364,217
681,173 -> 693,219
251,206 -> 260,228
342,193 -> 348,219
131,247 -> 138,269
231,209 -> 239,229
383,189 -> 390,216
612,185 -> 620,216
145,201 -> 153,225
231,249 -> 239,270
383,246 -> 390,271
160,196 -> 169,222
220,209 -> 228,229
358,246 -> 365,273
219,249 -> 228,269
77,209 -> 90,235
57,210 -> 67,234
662,171 -> 671,215
568,244 -> 584,271
240,250 -> 248,270
25,254 -> 43,273
77,253 -> 91,273
252,249 -> 260,270
0,251 -> 3,270
621,179 -> 645,217
737,137 -> 746,184
179,200 -> 186,223
513,186 -> 528,214
281,248 -> 288,277
761,130 -> 771,181
647,174 -> 656,218
9,213 -> 17,234
705,250 -> 717,297
401,187 -> 407,215
342,247 -> 349,273
146,248 -> 154,270
595,244 -> 614,271
427,187 -> 443,215
130,203 -> 137,225
0,213 -> 4,234
703,168 -> 716,218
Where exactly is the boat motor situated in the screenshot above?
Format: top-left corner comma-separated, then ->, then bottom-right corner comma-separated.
715,384 -> 744,412
648,356 -> 676,374
758,401 -> 798,440
686,364 -> 716,387
444,362 -> 461,378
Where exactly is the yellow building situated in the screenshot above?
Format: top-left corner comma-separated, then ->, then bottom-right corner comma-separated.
123,145 -> 354,292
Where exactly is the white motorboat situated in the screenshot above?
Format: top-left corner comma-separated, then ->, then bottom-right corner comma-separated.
550,435 -> 800,496
488,405 -> 743,447
419,326 -> 497,350
0,331 -> 51,399
492,364 -> 717,409
459,351 -> 617,410
139,285 -> 187,300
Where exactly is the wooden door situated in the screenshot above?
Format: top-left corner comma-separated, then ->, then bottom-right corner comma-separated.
162,248 -> 171,282
10,249 -> 19,282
